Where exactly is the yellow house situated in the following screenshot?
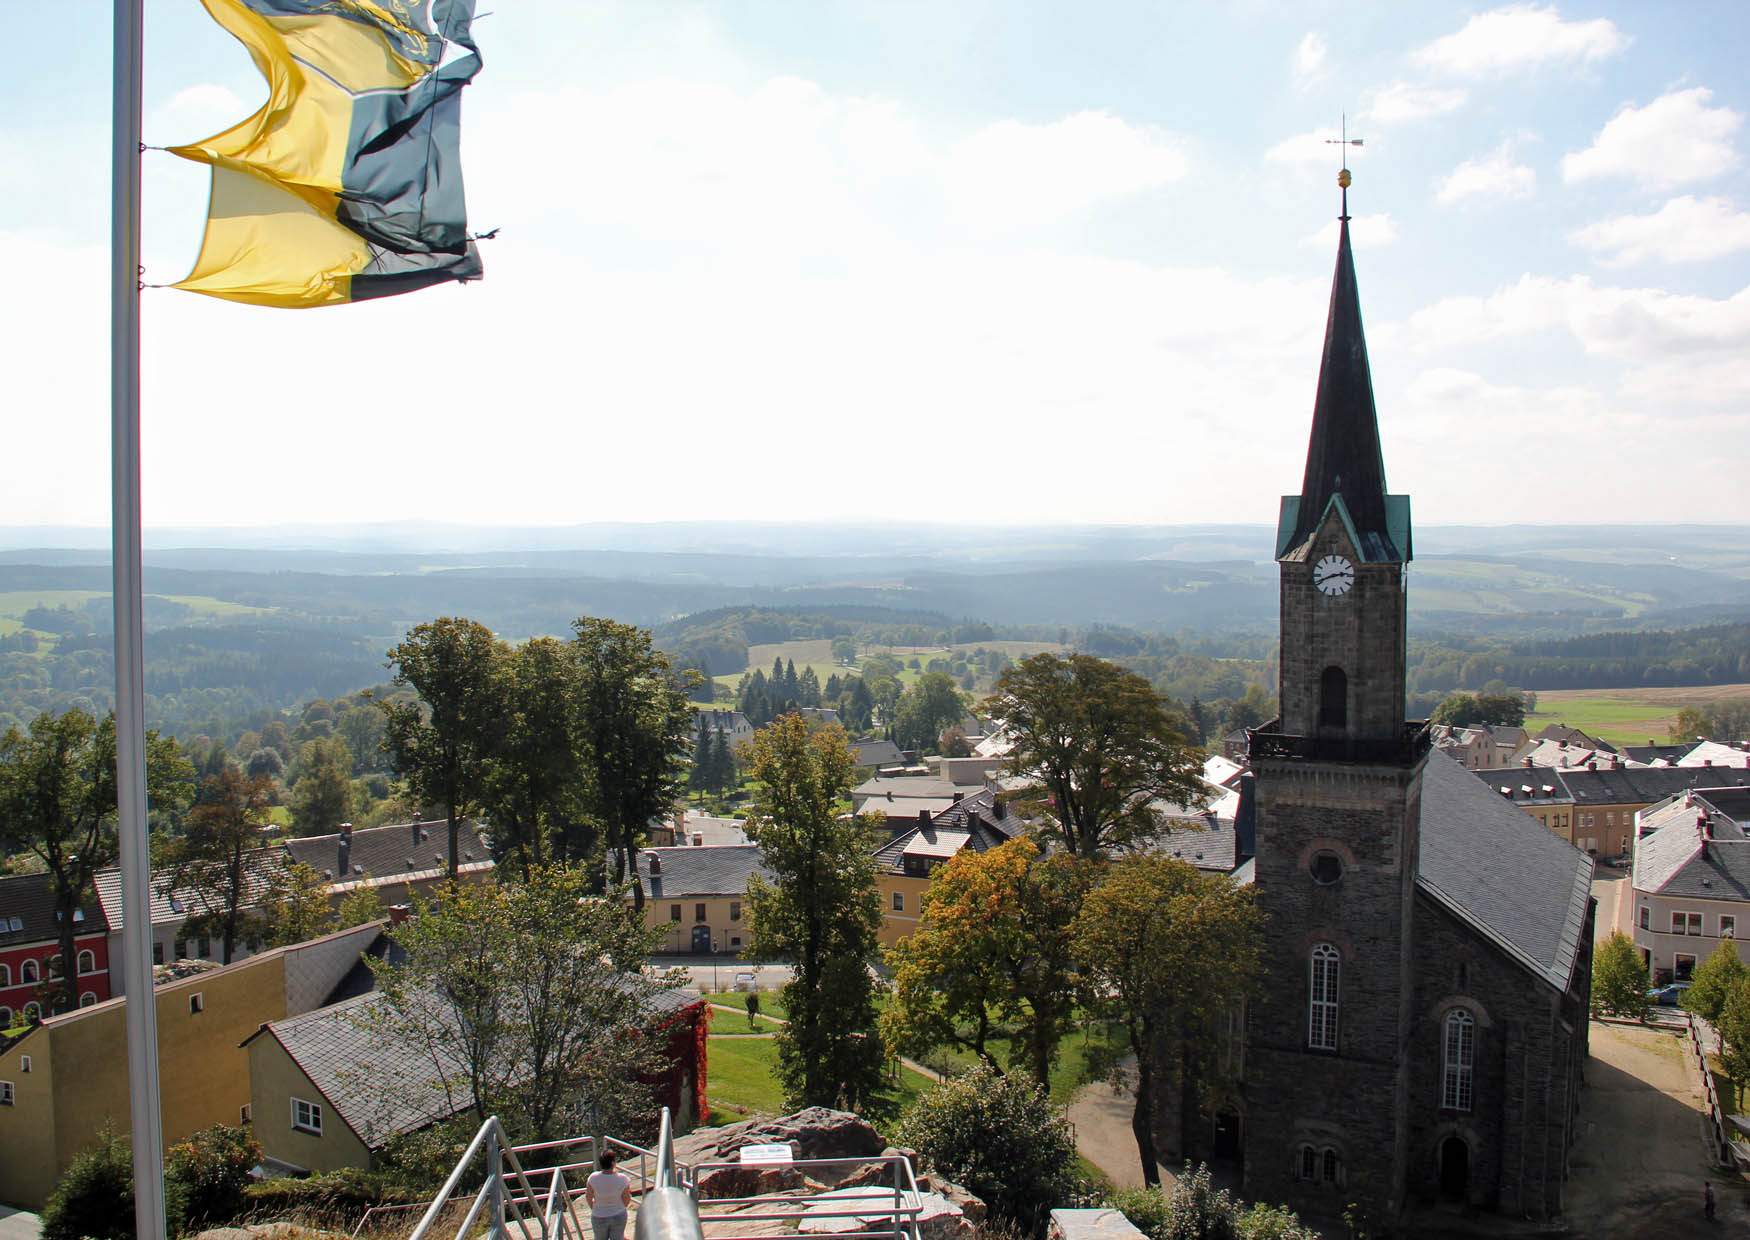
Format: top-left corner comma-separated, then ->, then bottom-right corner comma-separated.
0,922 -> 383,1210
871,788 -> 1021,948
631,845 -> 770,955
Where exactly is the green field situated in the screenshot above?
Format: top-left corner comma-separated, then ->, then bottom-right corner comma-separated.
0,588 -> 271,629
1526,683 -> 1750,748
704,1036 -> 936,1123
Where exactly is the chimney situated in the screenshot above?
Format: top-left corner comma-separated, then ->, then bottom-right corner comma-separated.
1523,757 -> 1534,768
951,791 -> 964,803
337,823 -> 353,875
388,904 -> 411,927
918,809 -> 932,827
649,854 -> 662,876
992,798 -> 1006,820
692,834 -> 704,847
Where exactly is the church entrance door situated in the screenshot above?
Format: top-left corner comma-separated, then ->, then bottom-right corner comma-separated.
1439,1136 -> 1469,1200
1212,1110 -> 1242,1163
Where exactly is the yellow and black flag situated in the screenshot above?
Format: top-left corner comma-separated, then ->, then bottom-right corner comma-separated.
170,0 -> 484,308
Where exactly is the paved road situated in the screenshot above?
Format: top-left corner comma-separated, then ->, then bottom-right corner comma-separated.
1066,1056 -> 1181,1191
0,1206 -> 40,1240
650,959 -> 795,992
1563,1021 -> 1749,1237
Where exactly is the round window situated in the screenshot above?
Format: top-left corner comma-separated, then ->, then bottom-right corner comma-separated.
1310,852 -> 1344,885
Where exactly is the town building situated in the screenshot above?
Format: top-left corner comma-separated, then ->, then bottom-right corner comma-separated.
1216,196 -> 1595,1226
869,787 -> 1022,946
1630,787 -> 1750,983
92,849 -> 285,992
0,922 -> 382,1209
1473,761 -> 1750,859
0,874 -> 111,1024
633,845 -> 770,955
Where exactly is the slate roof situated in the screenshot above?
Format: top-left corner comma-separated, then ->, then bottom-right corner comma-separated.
1473,763 -> 1750,811
253,983 -> 700,1149
283,820 -> 493,887
853,775 -> 962,802
1152,820 -> 1240,873
1417,751 -> 1593,993
1677,741 -> 1750,769
636,845 -> 770,899
0,873 -> 105,948
1633,794 -> 1750,903
93,849 -> 288,932
870,787 -> 1022,875
1622,744 -> 1694,765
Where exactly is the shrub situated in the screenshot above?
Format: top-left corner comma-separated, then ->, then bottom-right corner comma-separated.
893,1065 -> 1083,1234
165,1124 -> 261,1231
243,1168 -> 421,1228
41,1127 -> 134,1240
1111,1166 -> 1317,1240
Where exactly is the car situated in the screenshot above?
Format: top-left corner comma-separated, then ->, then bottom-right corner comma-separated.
731,972 -> 758,993
1647,981 -> 1692,1007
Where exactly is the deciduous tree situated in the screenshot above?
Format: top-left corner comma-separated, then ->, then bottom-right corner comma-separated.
892,672 -> 965,752
479,637 -> 584,874
988,654 -> 1204,859
1072,856 -> 1264,1187
1590,930 -> 1650,1021
257,861 -> 334,949
382,618 -> 505,878
0,710 -> 192,1010
1719,975 -> 1750,1110
1684,940 -> 1747,1024
165,766 -> 276,963
744,716 -> 888,1115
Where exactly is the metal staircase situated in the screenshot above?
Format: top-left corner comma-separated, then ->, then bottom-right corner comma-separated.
398,1108 -> 927,1240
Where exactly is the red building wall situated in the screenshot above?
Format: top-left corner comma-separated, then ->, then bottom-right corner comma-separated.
0,931 -> 112,1019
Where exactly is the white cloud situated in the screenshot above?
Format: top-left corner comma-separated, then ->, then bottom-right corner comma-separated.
1561,88 -> 1741,189
1571,196 -> 1750,266
1362,82 -> 1466,126
1413,5 -> 1628,77
1265,127 -> 1367,168
149,84 -> 249,145
1305,214 -> 1399,249
1293,33 -> 1327,88
1436,143 -> 1537,205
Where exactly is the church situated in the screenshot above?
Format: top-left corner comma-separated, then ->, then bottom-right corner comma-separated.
1154,179 -> 1596,1229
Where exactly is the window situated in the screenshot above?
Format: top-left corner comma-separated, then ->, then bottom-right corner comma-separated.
1672,911 -> 1703,936
79,992 -> 96,1008
1639,906 -> 1649,930
240,1104 -> 252,1123
1456,961 -> 1469,992
1318,667 -> 1348,730
1675,953 -> 1697,981
1322,1148 -> 1340,1185
291,1097 -> 323,1135
0,963 -> 9,987
730,901 -> 741,921
669,905 -> 681,922
0,1082 -> 12,1106
1687,913 -> 1703,936
77,950 -> 95,975
19,960 -> 38,985
47,955 -> 61,979
1309,852 -> 1343,885
189,993 -> 205,1015
0,1009 -> 10,1027
197,936 -> 211,959
19,1055 -> 30,1074
174,940 -> 186,960
1442,1010 -> 1475,1111
1308,943 -> 1339,1051
1723,916 -> 1737,939
730,936 -> 742,949
893,891 -> 905,912
694,903 -> 707,923
153,943 -> 164,966
1298,1144 -> 1316,1181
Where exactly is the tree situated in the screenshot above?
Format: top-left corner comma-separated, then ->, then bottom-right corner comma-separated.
1188,697 -> 1207,746
892,672 -> 966,752
1683,940 -> 1747,1024
366,865 -> 677,1141
571,618 -> 698,908
892,1065 -> 1081,1234
165,767 -> 276,963
1669,706 -> 1710,743
257,861 -> 334,948
382,618 -> 505,879
988,654 -> 1205,860
40,1126 -> 135,1240
689,718 -> 714,801
0,710 -> 192,1010
288,735 -> 356,836
743,716 -> 888,1114
882,837 -> 1086,1086
799,666 -> 822,708
1590,930 -> 1650,1021
1433,691 -> 1525,729
831,636 -> 857,665
479,637 -> 584,873
335,882 -> 385,930
1072,856 -> 1264,1186
245,747 -> 284,780
1719,975 -> 1750,1110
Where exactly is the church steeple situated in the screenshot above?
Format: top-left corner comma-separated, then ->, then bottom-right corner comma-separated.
1277,180 -> 1407,563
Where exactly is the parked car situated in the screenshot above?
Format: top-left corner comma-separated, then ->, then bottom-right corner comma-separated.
1647,981 -> 1692,1007
731,972 -> 758,992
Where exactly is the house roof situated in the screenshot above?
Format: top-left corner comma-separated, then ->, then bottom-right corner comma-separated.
1633,794 -> 1750,903
870,787 -> 1021,875
1417,751 -> 1593,993
93,848 -> 288,933
672,814 -> 749,848
1622,744 -> 1694,765
637,845 -> 770,899
283,820 -> 494,887
1472,762 -> 1750,810
852,775 -> 962,802
1677,741 -> 1750,769
1152,819 -> 1239,873
256,981 -> 701,1149
1535,724 -> 1617,754
0,873 -> 105,948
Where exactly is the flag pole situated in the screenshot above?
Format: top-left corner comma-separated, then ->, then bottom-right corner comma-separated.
112,2 -> 168,1238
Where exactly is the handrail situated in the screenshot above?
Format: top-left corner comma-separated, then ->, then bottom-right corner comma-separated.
1684,1011 -> 1732,1164
635,1108 -> 702,1240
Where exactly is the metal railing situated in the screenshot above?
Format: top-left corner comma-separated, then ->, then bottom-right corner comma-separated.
1247,718 -> 1432,767
398,1108 -> 924,1240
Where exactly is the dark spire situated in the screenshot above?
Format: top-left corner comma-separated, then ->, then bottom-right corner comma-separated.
1288,188 -> 1391,554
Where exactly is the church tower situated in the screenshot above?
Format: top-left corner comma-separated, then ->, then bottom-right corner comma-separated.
1241,177 -> 1430,1227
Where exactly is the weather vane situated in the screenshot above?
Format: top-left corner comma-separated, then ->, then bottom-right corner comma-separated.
1325,113 -> 1364,219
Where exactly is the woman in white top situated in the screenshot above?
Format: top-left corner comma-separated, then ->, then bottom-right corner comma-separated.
585,1148 -> 634,1240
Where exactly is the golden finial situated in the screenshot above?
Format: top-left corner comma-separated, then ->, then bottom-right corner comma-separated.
1338,168 -> 1352,189
1325,114 -> 1363,221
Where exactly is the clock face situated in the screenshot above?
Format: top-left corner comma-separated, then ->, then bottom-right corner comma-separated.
1314,554 -> 1355,596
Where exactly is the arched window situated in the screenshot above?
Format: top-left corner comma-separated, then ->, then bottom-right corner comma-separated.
23,1002 -> 41,1023
1442,1009 -> 1475,1111
0,1007 -> 11,1027
79,992 -> 97,1008
46,955 -> 62,979
0,963 -> 10,987
1298,1144 -> 1316,1180
1309,943 -> 1340,1050
1319,667 -> 1348,730
19,959 -> 38,985
77,950 -> 95,975
1322,1148 -> 1341,1184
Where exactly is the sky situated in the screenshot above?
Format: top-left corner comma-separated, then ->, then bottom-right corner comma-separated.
6,2 -> 1750,531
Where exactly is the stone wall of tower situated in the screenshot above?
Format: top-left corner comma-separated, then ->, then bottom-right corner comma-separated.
1278,511 -> 1407,742
1241,758 -> 1424,1224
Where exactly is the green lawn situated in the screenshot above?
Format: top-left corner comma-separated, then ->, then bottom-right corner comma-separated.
702,991 -> 789,1021
705,1036 -> 936,1124
918,1020 -> 1125,1103
1525,697 -> 1679,748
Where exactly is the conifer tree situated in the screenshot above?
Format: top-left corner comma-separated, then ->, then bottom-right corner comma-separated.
799,666 -> 822,707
